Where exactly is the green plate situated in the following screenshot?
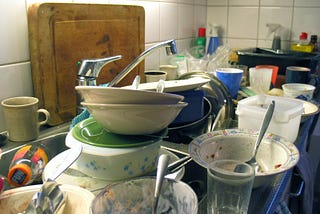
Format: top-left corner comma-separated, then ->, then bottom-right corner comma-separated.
72,117 -> 167,148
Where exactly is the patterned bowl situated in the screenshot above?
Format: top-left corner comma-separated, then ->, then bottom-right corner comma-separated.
189,129 -> 300,188
90,177 -> 198,214
65,128 -> 161,181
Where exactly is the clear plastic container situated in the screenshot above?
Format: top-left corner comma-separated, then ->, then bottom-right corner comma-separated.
236,95 -> 303,143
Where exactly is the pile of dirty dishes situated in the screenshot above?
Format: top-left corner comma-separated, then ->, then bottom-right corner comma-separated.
76,86 -> 187,135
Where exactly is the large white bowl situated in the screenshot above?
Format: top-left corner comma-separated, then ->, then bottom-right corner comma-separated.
90,177 -> 198,214
81,101 -> 188,135
76,86 -> 184,104
0,184 -> 94,214
282,83 -> 315,100
66,131 -> 161,181
189,129 -> 300,188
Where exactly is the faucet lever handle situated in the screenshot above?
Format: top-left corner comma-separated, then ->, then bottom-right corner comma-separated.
77,55 -> 122,78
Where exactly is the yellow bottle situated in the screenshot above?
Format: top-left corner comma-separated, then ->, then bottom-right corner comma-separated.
291,32 -> 313,53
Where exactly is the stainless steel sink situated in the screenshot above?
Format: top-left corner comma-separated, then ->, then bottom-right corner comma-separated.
236,47 -> 320,75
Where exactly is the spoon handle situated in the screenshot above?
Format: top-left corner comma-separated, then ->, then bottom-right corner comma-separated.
154,154 -> 170,213
253,100 -> 275,156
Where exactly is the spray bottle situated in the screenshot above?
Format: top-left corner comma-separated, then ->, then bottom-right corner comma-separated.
266,23 -> 282,50
206,23 -> 220,55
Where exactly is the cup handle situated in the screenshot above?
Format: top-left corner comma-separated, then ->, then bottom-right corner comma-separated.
37,109 -> 50,126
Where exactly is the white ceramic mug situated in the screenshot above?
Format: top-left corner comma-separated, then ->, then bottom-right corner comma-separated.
145,70 -> 167,83
1,96 -> 50,142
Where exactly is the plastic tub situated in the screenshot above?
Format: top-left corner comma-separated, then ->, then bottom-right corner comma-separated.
236,95 -> 303,142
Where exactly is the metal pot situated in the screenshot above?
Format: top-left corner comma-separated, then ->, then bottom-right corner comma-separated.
166,97 -> 212,144
178,71 -> 235,121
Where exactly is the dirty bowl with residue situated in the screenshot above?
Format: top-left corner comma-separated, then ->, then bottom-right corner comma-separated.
189,129 -> 300,188
90,177 -> 198,214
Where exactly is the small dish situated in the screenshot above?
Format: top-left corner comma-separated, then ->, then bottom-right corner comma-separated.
299,100 -> 320,122
43,148 -> 185,194
122,77 -> 210,92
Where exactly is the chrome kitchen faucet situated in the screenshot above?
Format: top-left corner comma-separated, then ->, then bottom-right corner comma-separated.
108,39 -> 177,87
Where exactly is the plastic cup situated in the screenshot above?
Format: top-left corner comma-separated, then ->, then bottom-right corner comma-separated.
256,65 -> 279,87
216,68 -> 243,99
249,67 -> 273,94
207,159 -> 255,214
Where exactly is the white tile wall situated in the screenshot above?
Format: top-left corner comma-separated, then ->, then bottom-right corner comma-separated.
0,0 -> 320,132
207,0 -> 320,50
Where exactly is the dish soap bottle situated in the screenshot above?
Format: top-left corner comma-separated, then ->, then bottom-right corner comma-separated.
193,27 -> 206,58
206,23 -> 220,55
291,32 -> 313,53
7,145 -> 49,187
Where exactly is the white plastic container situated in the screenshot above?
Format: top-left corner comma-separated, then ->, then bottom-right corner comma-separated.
236,95 -> 304,143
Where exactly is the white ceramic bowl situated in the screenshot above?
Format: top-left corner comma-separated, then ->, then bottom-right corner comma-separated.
0,184 -> 94,213
65,131 -> 161,181
81,102 -> 188,135
42,148 -> 185,193
90,177 -> 198,214
282,83 -> 315,100
189,129 -> 300,188
76,86 -> 184,104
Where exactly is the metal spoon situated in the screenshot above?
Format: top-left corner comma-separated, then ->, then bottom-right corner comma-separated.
131,75 -> 140,90
153,154 -> 170,214
246,100 -> 275,173
21,143 -> 83,214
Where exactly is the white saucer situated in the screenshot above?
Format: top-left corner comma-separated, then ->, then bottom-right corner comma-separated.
43,148 -> 185,194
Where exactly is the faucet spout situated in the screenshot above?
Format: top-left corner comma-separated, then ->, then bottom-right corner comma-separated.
108,39 -> 177,87
77,55 -> 122,86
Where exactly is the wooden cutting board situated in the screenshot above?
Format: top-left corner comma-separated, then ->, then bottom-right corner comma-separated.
28,3 -> 145,126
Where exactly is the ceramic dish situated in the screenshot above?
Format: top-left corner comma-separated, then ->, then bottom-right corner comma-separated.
0,184 -> 94,213
282,83 -> 315,100
189,129 -> 299,188
71,117 -> 166,148
43,148 -> 185,194
122,77 -> 210,92
75,86 -> 184,104
90,177 -> 198,214
66,130 -> 161,180
301,100 -> 320,117
82,101 -> 187,135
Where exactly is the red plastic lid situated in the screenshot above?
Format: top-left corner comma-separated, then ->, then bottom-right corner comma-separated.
198,28 -> 206,37
300,32 -> 308,40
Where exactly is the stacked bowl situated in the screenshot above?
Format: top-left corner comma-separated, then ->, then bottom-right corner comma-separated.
76,86 -> 187,135
66,86 -> 187,181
